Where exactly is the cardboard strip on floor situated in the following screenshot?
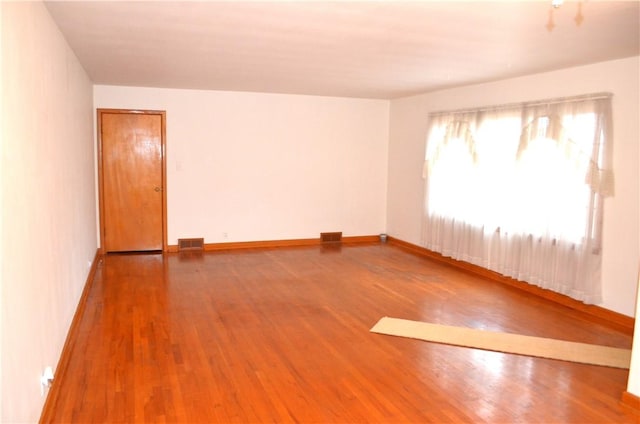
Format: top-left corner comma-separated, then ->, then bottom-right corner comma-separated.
370,316 -> 631,369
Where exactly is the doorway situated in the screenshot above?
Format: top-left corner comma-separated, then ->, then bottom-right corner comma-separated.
98,109 -> 167,253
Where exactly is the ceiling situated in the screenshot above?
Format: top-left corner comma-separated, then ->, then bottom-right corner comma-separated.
45,1 -> 640,99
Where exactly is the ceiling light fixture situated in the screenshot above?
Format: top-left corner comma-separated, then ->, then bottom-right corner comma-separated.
574,1 -> 584,26
546,8 -> 556,31
547,0 -> 585,32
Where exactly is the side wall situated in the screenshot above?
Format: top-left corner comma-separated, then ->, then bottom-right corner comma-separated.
1,3 -> 97,422
628,275 -> 640,397
94,86 -> 390,245
387,56 -> 640,317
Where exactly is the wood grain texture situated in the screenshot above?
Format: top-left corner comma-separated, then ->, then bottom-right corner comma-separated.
42,244 -> 636,423
388,236 -> 635,333
621,391 -> 640,415
98,110 -> 166,252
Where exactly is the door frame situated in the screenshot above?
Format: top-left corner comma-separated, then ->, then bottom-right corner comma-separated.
97,108 -> 167,253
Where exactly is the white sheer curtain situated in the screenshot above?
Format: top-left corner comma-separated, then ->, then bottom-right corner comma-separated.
422,93 -> 613,304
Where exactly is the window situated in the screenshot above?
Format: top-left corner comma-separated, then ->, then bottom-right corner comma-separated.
422,94 -> 613,303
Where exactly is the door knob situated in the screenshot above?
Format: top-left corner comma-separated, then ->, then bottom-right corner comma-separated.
154,187 -> 162,192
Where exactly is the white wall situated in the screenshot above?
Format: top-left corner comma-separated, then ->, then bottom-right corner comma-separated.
387,56 -> 640,317
94,86 -> 390,245
628,276 -> 640,397
1,3 -> 97,422
0,1 -> 4,416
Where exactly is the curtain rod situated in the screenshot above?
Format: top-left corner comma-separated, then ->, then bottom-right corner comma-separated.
428,92 -> 612,117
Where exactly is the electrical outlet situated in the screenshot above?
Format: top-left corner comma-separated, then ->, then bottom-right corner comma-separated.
40,366 -> 54,396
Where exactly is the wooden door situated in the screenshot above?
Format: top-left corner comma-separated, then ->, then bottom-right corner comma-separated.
98,110 -> 166,252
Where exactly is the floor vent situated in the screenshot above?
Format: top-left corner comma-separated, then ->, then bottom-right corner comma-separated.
320,232 -> 342,243
178,238 -> 204,251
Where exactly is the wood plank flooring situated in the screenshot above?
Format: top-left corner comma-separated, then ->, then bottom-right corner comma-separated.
43,243 -> 637,423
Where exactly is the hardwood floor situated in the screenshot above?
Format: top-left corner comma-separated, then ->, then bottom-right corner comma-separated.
43,243 -> 636,423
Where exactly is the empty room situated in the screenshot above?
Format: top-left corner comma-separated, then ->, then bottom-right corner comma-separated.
2,1 -> 640,423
